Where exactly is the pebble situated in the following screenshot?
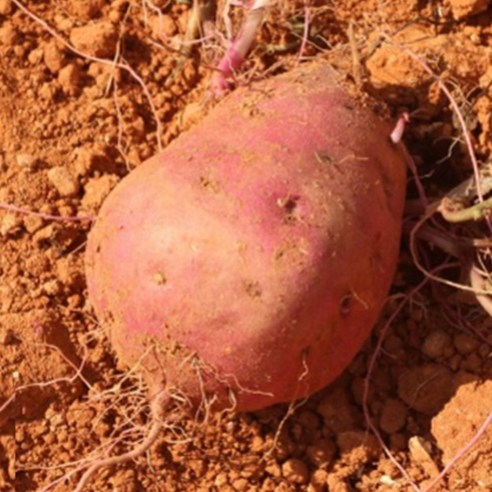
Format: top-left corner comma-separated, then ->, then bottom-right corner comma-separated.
47,166 -> 80,197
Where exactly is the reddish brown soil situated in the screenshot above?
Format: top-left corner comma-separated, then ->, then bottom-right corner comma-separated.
0,1 -> 491,491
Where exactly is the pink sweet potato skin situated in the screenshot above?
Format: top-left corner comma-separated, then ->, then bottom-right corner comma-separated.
85,63 -> 407,412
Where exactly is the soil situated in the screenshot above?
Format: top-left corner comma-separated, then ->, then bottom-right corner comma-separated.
1,1 -> 491,491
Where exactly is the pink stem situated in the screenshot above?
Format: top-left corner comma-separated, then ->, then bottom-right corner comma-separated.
211,6 -> 265,95
390,112 -> 410,143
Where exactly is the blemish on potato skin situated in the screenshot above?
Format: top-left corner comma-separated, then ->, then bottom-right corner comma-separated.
277,195 -> 300,223
243,280 -> 262,298
315,151 -> 335,165
153,272 -> 167,285
199,176 -> 220,193
339,294 -> 353,317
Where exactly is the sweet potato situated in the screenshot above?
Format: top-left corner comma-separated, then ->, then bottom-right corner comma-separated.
85,62 -> 407,412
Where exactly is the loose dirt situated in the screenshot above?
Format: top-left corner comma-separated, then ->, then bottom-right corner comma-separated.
1,1 -> 491,491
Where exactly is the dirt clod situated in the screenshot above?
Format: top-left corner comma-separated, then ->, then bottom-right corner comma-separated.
448,0 -> 490,19
69,21 -> 118,58
282,458 -> 310,485
432,379 -> 492,488
47,166 -> 80,197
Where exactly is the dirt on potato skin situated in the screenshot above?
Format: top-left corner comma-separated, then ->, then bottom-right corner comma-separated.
0,1 -> 491,492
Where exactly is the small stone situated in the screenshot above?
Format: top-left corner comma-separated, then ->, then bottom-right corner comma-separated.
58,63 -> 82,95
379,398 -> 408,434
47,167 -> 80,197
69,22 -> 118,58
422,329 -> 451,359
281,458 -> 309,485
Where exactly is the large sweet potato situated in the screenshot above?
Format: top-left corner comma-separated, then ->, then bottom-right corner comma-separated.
85,62 -> 407,412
